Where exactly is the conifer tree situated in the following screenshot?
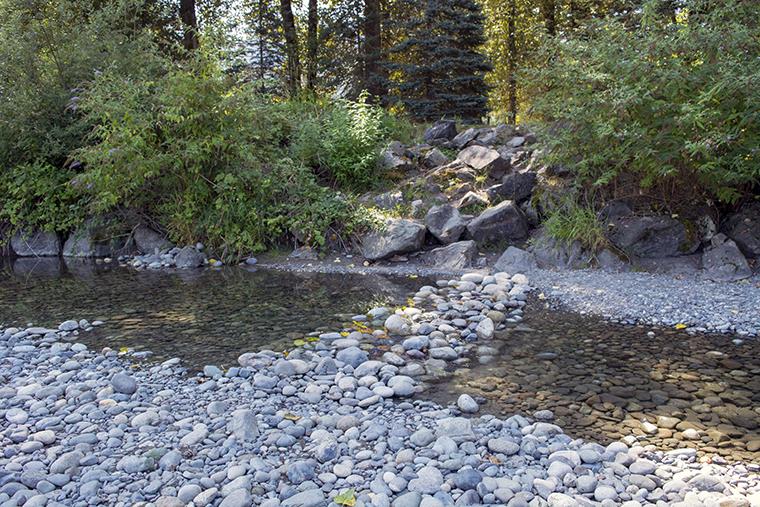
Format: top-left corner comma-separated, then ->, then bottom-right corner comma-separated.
387,0 -> 491,121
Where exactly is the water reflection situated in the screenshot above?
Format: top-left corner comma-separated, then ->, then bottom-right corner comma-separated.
0,257 -> 422,368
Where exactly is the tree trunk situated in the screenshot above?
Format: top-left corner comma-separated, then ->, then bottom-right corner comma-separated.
306,0 -> 318,91
280,0 -> 301,96
507,0 -> 517,124
363,0 -> 383,99
540,0 -> 556,36
179,0 -> 199,51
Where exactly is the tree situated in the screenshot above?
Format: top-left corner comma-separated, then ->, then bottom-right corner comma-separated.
179,0 -> 199,50
363,0 -> 383,99
280,0 -> 301,95
306,0 -> 318,91
388,0 -> 491,120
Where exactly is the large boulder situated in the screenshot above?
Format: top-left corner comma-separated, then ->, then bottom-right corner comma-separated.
456,146 -> 510,179
425,205 -> 466,244
722,202 -> 760,259
607,216 -> 699,258
425,240 -> 477,270
466,201 -> 529,246
175,246 -> 206,268
63,218 -> 129,258
702,234 -> 752,282
11,229 -> 60,257
133,225 -> 173,254
486,172 -> 537,203
362,219 -> 427,261
493,246 -> 537,273
423,120 -> 457,143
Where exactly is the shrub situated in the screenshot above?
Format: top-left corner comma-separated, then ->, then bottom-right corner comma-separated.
525,0 -> 760,204
76,53 -> 376,256
543,199 -> 607,252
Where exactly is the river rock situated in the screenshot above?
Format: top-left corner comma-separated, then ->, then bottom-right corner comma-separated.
228,409 -> 259,441
111,373 -> 138,395
607,215 -> 699,258
362,219 -> 426,261
702,233 -> 752,282
11,229 -> 60,257
133,225 -> 173,254
175,245 -> 205,268
425,241 -> 477,270
466,201 -> 528,245
425,205 -> 466,244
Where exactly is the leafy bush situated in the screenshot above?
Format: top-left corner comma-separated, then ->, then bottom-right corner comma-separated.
525,0 -> 760,204
0,162 -> 87,232
285,93 -> 412,190
76,53 -> 376,255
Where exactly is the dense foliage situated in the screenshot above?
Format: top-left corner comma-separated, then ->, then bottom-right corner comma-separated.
525,0 -> 760,204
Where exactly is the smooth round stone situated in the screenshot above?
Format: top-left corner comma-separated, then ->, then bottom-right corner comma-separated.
6,408 -> 29,425
456,394 -> 479,413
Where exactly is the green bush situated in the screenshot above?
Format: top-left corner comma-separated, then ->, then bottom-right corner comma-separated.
76,53 -> 377,255
285,93 -> 412,190
525,0 -> 760,204
0,162 -> 87,232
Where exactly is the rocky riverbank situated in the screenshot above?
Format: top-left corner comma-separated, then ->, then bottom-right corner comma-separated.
530,269 -> 760,337
2,272 -> 760,507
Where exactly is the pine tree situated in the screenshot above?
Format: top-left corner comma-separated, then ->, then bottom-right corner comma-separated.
387,0 -> 491,121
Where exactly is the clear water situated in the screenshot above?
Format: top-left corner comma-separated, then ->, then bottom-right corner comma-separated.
0,257 -> 424,368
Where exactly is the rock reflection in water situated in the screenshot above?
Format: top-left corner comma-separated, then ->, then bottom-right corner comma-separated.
0,258 -> 422,368
426,305 -> 760,462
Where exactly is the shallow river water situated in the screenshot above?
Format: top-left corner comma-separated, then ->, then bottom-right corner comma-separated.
1,257 -> 758,462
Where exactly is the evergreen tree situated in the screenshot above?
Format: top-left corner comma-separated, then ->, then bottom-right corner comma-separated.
387,0 -> 491,121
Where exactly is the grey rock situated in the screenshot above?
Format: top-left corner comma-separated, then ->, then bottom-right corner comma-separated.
111,373 -> 137,395
228,409 -> 259,441
456,394 -> 479,413
422,148 -> 450,169
424,121 -> 457,143
11,229 -> 60,257
702,233 -> 752,282
487,172 -> 536,203
362,219 -> 426,261
723,201 -> 760,258
466,201 -> 528,245
175,246 -> 205,268
456,146 -> 510,179
220,488 -> 252,507
425,205 -> 466,244
426,241 -> 477,271
607,215 -> 699,258
133,224 -> 173,254
336,347 -> 368,368
494,246 -> 537,273
408,466 -> 444,494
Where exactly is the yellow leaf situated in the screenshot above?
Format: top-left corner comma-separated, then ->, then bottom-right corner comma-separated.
675,323 -> 687,330
334,489 -> 356,507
